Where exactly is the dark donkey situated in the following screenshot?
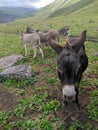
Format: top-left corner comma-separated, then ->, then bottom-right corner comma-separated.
48,30 -> 88,109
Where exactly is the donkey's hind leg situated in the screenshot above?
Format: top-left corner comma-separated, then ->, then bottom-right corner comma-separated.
33,46 -> 37,58
24,44 -> 27,56
39,47 -> 44,58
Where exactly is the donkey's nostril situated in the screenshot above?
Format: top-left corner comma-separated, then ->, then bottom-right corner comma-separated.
64,95 -> 67,98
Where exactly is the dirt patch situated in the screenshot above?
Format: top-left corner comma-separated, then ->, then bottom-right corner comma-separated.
0,84 -> 20,111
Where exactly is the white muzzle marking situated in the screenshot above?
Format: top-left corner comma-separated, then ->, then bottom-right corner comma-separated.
63,85 -> 76,98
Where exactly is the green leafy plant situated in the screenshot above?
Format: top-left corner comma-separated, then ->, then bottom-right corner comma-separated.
85,123 -> 97,130
69,121 -> 84,130
19,77 -> 36,87
35,86 -> 42,91
5,122 -> 15,130
22,118 -> 36,130
37,118 -> 53,130
87,90 -> 98,121
46,77 -> 58,84
50,118 -> 65,130
17,89 -> 26,96
41,100 -> 61,114
3,77 -> 36,88
14,106 -> 25,118
0,112 -> 9,127
80,79 -> 91,86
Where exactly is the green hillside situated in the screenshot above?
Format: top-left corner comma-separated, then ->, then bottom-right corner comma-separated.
49,0 -> 95,17
34,0 -> 96,18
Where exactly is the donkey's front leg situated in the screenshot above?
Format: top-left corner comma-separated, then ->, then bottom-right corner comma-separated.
75,87 -> 80,109
24,44 -> 27,56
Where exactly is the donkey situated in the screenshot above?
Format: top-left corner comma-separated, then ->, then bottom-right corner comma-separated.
48,30 -> 88,109
20,32 -> 44,58
25,28 -> 59,47
38,30 -> 59,47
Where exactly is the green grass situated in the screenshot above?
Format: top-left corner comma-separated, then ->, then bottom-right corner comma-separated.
1,77 -> 37,88
0,33 -> 23,57
69,121 -> 98,130
0,93 -> 63,129
87,90 -> 98,121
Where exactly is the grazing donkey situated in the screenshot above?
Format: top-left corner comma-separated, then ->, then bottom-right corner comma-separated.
48,30 -> 88,109
20,32 -> 44,58
38,30 -> 59,47
25,28 -> 59,47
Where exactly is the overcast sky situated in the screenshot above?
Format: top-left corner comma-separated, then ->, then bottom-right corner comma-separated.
0,0 -> 55,8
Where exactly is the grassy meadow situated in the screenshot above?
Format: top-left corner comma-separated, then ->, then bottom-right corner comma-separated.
0,1 -> 98,129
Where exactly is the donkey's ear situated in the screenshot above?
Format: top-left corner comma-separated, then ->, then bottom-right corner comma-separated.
68,30 -> 87,52
48,37 -> 63,54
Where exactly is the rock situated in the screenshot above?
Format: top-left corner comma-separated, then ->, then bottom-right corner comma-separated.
93,52 -> 98,57
0,54 -> 25,69
0,64 -> 35,80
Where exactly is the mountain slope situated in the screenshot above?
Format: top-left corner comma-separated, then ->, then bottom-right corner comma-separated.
0,7 -> 37,23
49,0 -> 95,17
35,0 -> 96,18
0,14 -> 17,23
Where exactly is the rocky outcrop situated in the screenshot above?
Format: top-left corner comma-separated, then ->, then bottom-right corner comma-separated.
0,54 -> 25,69
0,64 -> 35,80
0,55 -> 35,80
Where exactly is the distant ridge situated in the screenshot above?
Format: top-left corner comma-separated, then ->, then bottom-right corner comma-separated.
0,7 -> 37,23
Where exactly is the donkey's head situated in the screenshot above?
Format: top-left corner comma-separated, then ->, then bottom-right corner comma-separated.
59,26 -> 70,36
48,30 -> 88,108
